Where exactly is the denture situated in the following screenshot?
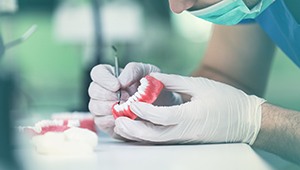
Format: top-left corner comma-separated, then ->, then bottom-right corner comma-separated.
21,120 -> 71,136
51,113 -> 96,132
20,113 -> 96,136
20,121 -> 98,155
112,75 -> 164,120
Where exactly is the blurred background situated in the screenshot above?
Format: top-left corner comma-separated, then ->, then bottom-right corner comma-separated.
0,0 -> 299,169
1,0 -> 300,118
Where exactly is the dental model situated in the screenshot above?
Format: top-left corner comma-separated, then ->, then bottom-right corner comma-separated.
19,113 -> 98,155
30,127 -> 98,155
21,116 -> 96,136
112,75 -> 164,120
51,112 -> 96,132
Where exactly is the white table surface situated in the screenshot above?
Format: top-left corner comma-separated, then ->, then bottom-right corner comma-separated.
17,133 -> 299,170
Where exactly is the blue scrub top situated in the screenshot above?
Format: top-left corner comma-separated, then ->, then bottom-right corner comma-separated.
254,0 -> 300,67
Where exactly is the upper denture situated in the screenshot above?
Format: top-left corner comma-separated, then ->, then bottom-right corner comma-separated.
112,75 -> 164,120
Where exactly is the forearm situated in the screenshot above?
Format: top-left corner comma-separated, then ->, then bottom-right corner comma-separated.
193,64 -> 260,95
192,24 -> 275,97
253,103 -> 300,165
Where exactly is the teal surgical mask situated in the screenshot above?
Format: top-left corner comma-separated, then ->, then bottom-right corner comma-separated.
189,0 -> 275,25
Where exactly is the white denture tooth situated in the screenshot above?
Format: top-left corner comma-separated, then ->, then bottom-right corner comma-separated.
119,103 -> 124,112
141,80 -> 148,88
35,120 -> 49,128
140,78 -> 147,85
34,126 -> 42,133
134,92 -> 142,99
67,120 -> 80,127
117,104 -> 123,112
120,103 -> 126,111
142,84 -> 147,90
125,103 -> 130,110
132,95 -> 138,101
126,99 -> 132,104
114,104 -> 121,112
125,101 -> 131,107
54,120 -> 63,126
137,86 -> 141,92
138,88 -> 146,95
128,97 -> 134,103
137,85 -> 146,94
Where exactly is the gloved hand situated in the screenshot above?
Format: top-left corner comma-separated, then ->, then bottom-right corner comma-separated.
88,62 -> 182,139
114,72 -> 266,144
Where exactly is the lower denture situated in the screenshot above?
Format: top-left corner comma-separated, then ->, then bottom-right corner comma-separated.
21,113 -> 96,137
112,75 -> 164,120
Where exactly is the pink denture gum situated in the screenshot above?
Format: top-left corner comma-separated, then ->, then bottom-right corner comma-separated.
112,75 -> 164,120
51,113 -> 96,133
20,113 -> 96,136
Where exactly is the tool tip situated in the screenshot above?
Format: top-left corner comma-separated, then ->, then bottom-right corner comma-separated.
112,45 -> 117,53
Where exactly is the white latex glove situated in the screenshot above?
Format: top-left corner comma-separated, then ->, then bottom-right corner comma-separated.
88,62 -> 181,139
114,73 -> 266,144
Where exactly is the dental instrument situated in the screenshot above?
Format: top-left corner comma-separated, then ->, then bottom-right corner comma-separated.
112,46 -> 121,104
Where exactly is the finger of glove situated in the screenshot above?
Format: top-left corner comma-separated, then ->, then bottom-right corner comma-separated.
90,64 -> 120,91
94,115 -> 115,129
119,62 -> 160,88
89,82 -> 116,100
114,130 -> 142,142
89,99 -> 116,116
111,132 -> 128,141
93,115 -> 134,142
130,102 -> 180,126
88,82 -> 130,101
115,117 -> 176,143
150,72 -> 203,96
94,116 -> 115,135
93,117 -> 128,141
113,121 -> 143,142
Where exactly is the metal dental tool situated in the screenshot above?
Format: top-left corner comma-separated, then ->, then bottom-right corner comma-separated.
4,24 -> 37,50
112,46 -> 121,104
0,25 -> 37,60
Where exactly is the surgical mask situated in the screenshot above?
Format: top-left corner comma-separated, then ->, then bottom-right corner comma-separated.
189,0 -> 275,25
